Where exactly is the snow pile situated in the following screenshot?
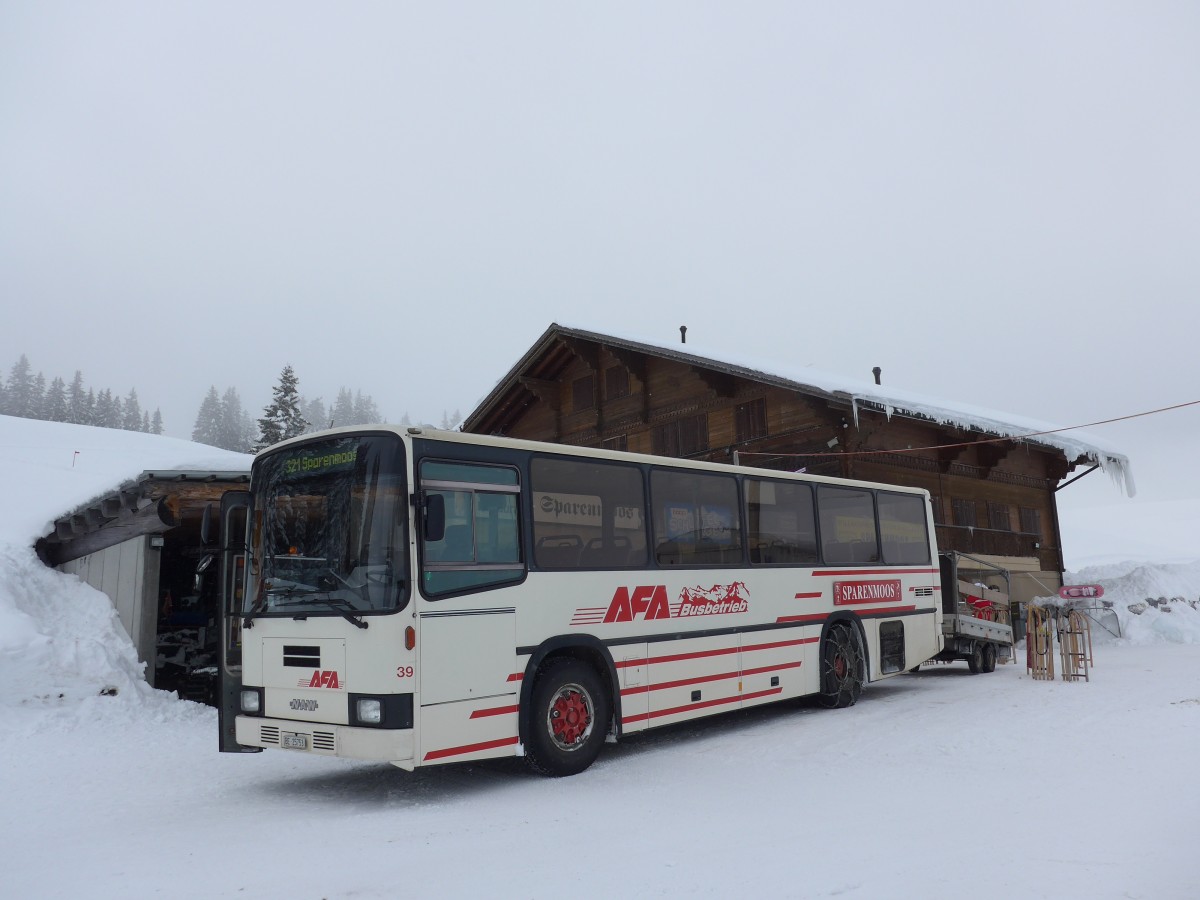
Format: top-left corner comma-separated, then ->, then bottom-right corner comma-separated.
0,543 -> 160,721
1065,559 -> 1200,646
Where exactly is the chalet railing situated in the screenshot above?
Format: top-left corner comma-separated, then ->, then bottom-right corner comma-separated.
934,524 -> 1041,559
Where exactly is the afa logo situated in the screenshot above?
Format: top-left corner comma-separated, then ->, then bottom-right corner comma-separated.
603,585 -> 671,623
307,670 -> 341,689
579,582 -> 750,625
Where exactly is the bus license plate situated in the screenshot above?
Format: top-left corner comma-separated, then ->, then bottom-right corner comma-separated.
281,733 -> 307,750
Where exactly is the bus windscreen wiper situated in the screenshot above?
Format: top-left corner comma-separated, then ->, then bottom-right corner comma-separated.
288,593 -> 369,630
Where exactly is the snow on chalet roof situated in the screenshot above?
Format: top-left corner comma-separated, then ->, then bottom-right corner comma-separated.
530,323 -> 1136,497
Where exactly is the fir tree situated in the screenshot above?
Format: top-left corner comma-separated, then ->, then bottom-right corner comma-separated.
5,355 -> 35,418
95,389 -> 118,428
44,377 -> 68,422
219,387 -> 255,452
151,408 -> 164,435
331,388 -> 355,428
122,388 -> 143,431
353,390 -> 381,425
300,396 -> 328,433
83,388 -> 96,426
192,387 -> 223,446
257,365 -> 308,450
30,371 -> 46,420
142,411 -> 151,433
67,371 -> 87,424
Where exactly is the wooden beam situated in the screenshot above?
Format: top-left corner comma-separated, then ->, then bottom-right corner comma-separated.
604,346 -> 647,383
560,337 -> 601,372
694,366 -> 736,398
517,376 -> 562,410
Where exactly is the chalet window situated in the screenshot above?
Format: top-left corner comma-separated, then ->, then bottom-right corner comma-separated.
987,501 -> 1011,531
1019,507 -> 1042,538
652,414 -> 709,458
952,499 -> 977,528
604,366 -> 630,400
735,398 -> 767,443
572,375 -> 595,412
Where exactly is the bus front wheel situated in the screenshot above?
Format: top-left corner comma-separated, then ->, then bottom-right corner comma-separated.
818,623 -> 864,709
524,658 -> 610,777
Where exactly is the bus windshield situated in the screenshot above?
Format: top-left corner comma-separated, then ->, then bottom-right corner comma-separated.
247,434 -> 407,618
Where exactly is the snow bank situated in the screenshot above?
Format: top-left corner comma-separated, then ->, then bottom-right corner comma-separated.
1063,559 -> 1200,646
0,542 -> 204,732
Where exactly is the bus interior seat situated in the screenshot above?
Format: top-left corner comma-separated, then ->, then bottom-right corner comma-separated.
535,534 -> 583,568
580,535 -> 633,568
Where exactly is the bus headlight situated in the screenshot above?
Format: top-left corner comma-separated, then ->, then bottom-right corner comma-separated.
240,688 -> 263,714
356,698 -> 383,725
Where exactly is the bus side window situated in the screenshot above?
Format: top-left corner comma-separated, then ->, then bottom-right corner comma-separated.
419,461 -> 523,597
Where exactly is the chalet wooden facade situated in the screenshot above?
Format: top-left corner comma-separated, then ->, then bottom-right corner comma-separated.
463,324 -> 1127,605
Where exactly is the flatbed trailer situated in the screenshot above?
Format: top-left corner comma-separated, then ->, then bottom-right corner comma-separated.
927,551 -> 1014,674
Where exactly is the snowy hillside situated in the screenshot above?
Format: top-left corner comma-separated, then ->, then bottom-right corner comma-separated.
1,416 -> 1198,898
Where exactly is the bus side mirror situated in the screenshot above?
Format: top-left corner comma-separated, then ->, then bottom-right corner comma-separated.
200,503 -> 215,547
194,552 -> 215,592
423,493 -> 446,543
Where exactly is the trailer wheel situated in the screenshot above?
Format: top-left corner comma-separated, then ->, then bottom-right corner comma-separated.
967,643 -> 983,674
982,643 -> 997,673
819,623 -> 864,709
524,658 -> 609,777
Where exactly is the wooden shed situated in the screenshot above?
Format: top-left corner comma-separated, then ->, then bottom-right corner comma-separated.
462,323 -> 1132,606
36,469 -> 250,700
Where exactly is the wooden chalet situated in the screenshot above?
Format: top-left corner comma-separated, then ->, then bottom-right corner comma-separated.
463,323 -> 1131,605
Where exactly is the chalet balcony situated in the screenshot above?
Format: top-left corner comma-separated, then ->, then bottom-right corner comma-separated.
934,524 -> 1043,560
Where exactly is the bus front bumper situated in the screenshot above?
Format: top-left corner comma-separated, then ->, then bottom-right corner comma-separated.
236,715 -> 414,764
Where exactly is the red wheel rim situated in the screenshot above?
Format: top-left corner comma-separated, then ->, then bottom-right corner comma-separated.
548,684 -> 593,749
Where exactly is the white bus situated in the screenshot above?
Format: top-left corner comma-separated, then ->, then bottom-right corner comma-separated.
215,426 -> 943,776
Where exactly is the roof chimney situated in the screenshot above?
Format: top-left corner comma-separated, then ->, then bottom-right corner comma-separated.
872,366 -> 882,385
680,325 -> 687,344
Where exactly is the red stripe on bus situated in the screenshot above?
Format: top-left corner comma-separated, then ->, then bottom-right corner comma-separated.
793,591 -> 823,599
622,687 -> 784,725
644,645 -> 740,666
470,705 -> 519,719
621,665 -> 797,696
423,736 -> 519,762
740,636 -> 818,653
813,568 -> 939,577
506,673 -> 523,682
776,613 -> 828,624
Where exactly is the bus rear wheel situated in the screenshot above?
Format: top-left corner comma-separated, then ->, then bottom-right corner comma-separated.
524,658 -> 610,777
819,623 -> 864,709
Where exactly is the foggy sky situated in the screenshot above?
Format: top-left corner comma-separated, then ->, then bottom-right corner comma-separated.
2,2 -> 1197,511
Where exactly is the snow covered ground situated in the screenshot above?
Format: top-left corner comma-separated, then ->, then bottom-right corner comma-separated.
1,416 -> 1198,899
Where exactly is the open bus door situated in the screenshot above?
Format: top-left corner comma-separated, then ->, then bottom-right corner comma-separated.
213,490 -> 259,753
